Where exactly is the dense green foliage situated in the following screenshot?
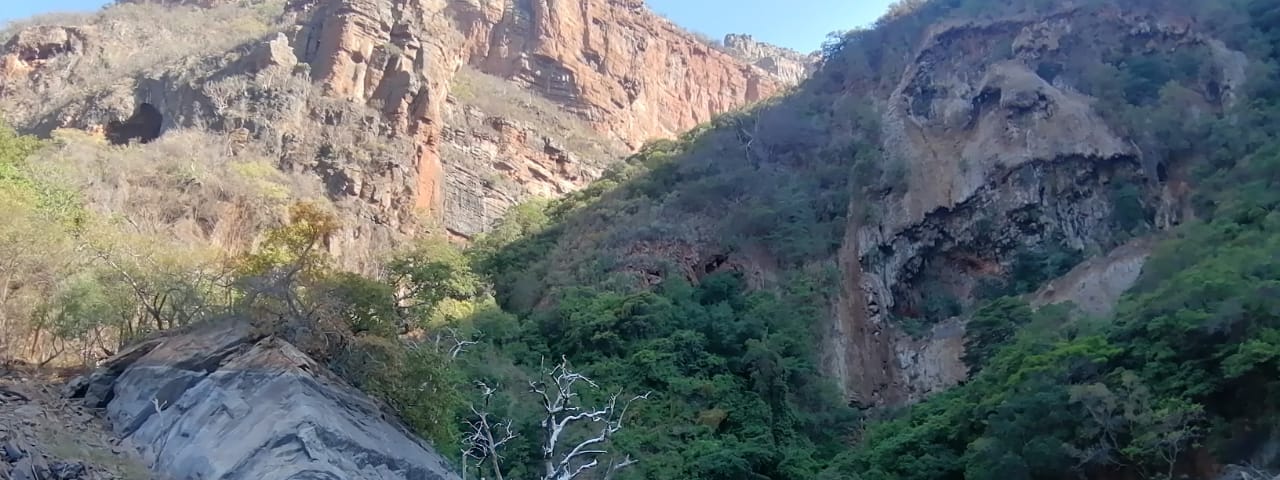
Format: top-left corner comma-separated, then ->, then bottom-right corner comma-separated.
5,0 -> 1280,478
463,182 -> 861,475
820,144 -> 1280,479
450,95 -> 878,477
454,268 -> 856,479
455,1 -> 1280,478
808,1 -> 1280,477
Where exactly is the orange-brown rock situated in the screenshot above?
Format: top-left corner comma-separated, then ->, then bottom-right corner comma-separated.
289,0 -> 781,230
291,0 -> 468,217
464,0 -> 781,148
1,0 -> 782,265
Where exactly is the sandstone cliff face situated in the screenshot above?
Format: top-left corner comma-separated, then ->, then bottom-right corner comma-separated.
0,0 -> 778,263
440,69 -> 628,237
458,0 -> 780,149
284,0 -> 779,228
722,33 -> 817,86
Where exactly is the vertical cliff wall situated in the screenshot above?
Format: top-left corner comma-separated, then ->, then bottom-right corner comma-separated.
0,0 -> 787,259
285,0 -> 782,232
823,9 -> 1247,406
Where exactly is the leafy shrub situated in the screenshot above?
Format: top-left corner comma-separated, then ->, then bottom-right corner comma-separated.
332,334 -> 465,447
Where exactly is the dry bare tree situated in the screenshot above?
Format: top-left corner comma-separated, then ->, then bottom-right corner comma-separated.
462,357 -> 648,480
461,381 -> 518,480
530,357 -> 649,480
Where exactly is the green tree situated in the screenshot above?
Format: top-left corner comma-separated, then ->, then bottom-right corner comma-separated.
963,297 -> 1034,372
386,238 -> 483,329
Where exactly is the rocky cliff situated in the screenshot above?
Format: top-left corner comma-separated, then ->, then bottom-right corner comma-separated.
268,0 -> 783,236
722,33 -> 817,86
0,0 -> 784,260
481,2 -> 1251,410
827,8 -> 1247,406
66,320 -> 459,480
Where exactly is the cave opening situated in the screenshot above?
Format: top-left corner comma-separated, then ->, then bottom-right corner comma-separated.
105,103 -> 164,146
703,254 -> 729,275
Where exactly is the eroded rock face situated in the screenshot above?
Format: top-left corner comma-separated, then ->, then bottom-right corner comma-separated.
288,0 -> 466,218
1,0 -> 778,252
68,321 -> 459,480
0,26 -> 85,80
722,33 -> 817,86
1030,237 -> 1156,317
284,0 -> 779,227
457,0 -> 780,149
440,99 -> 621,238
822,9 -> 1247,406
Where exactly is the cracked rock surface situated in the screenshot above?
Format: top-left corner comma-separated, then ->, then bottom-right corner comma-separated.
67,321 -> 458,480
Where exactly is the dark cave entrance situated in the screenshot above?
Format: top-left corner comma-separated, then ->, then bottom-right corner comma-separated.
105,103 -> 164,145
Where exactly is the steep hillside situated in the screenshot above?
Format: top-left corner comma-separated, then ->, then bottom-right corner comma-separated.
480,0 -> 1254,405
0,1 -> 803,478
3,0 -> 1279,479
0,0 -> 790,264
456,0 -> 1280,478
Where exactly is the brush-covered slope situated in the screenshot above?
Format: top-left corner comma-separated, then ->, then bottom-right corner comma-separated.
459,0 -> 1280,478
0,0 -> 791,267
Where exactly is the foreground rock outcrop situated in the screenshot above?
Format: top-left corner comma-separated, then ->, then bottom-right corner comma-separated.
67,321 -> 458,480
1,366 -> 152,480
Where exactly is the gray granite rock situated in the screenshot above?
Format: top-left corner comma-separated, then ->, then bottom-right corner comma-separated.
70,320 -> 458,480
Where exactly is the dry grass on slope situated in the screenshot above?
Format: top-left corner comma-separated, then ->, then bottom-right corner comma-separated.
34,128 -> 322,252
0,12 -> 96,39
450,66 -> 628,167
1,1 -> 289,128
0,128 -> 329,366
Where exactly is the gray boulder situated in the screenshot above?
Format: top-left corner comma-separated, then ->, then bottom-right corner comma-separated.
68,320 -> 458,480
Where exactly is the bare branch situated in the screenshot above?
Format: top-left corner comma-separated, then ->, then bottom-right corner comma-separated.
462,380 -> 518,480
604,455 -> 639,480
534,358 -> 647,480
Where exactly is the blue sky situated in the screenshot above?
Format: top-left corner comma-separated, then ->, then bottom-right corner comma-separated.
1,0 -> 895,52
0,0 -> 110,24
649,0 -> 895,52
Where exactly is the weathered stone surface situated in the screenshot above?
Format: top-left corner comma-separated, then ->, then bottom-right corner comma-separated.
460,0 -> 781,149
71,320 -> 458,480
821,10 -> 1248,407
246,32 -> 298,72
2,367 -> 152,480
278,0 -> 782,236
2,0 -> 781,252
0,26 -> 85,79
440,89 -> 624,237
1031,237 -> 1156,317
722,33 -> 817,86
289,0 -> 463,218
